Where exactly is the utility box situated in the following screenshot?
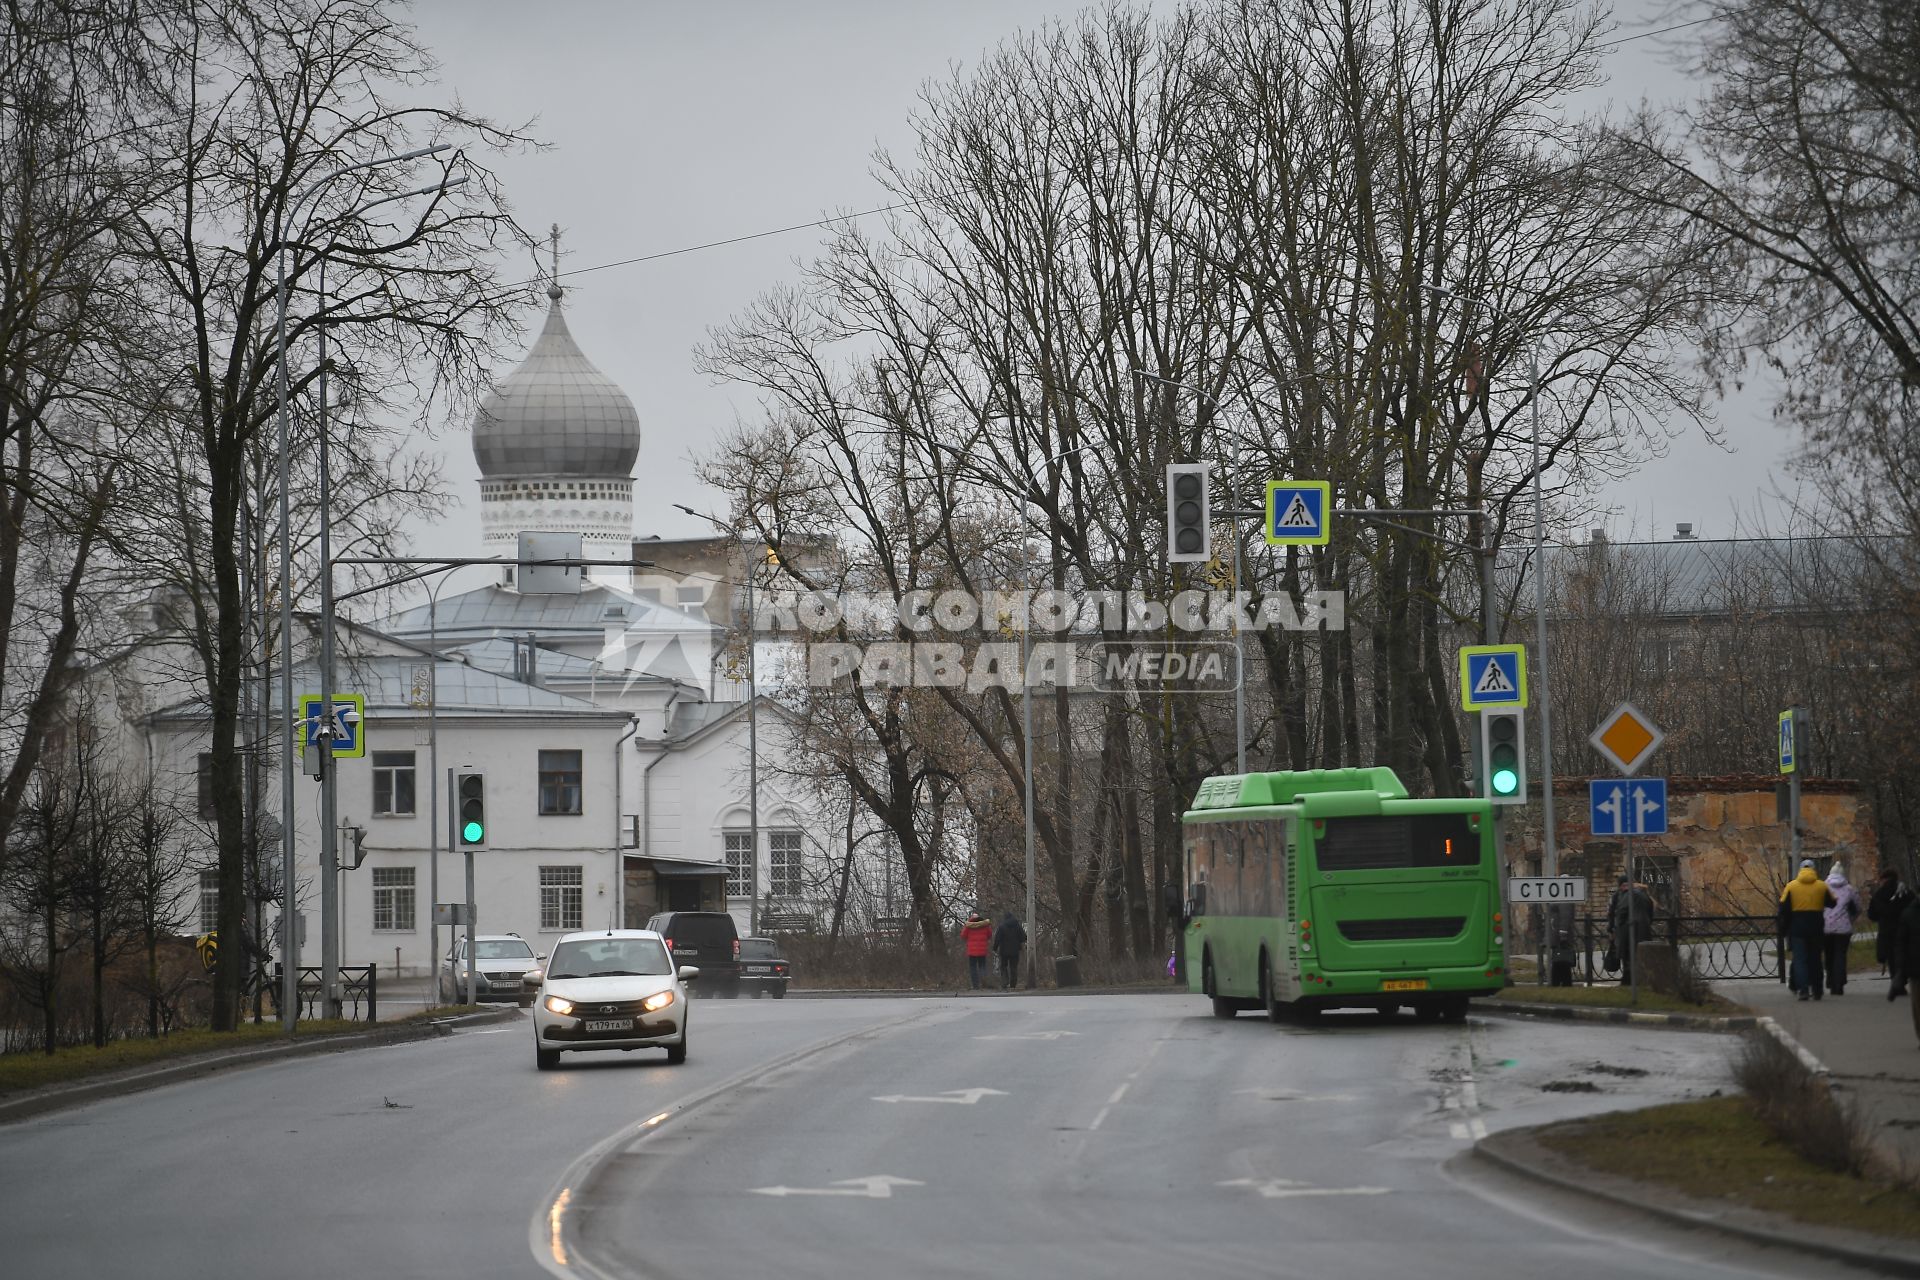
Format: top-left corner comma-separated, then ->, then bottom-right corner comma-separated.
434,903 -> 471,926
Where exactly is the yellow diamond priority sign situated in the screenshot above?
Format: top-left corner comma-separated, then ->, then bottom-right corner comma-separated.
1589,702 -> 1663,776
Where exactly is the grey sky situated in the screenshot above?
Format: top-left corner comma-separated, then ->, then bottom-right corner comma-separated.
402,0 -> 1791,569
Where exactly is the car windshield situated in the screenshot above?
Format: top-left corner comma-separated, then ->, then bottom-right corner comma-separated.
740,940 -> 779,960
475,940 -> 535,960
546,937 -> 673,978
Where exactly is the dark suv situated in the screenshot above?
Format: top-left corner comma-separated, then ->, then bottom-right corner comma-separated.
645,912 -> 741,997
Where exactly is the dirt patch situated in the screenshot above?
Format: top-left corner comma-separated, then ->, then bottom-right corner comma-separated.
1586,1062 -> 1649,1078
1541,1080 -> 1602,1093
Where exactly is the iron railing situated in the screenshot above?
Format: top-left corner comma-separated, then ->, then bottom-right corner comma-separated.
1538,914 -> 1784,984
266,963 -> 380,1021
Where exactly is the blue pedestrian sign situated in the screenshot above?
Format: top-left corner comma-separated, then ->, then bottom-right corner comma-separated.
1590,778 -> 1668,837
1263,480 -> 1330,546
297,693 -> 366,758
1777,709 -> 1796,775
1458,644 -> 1528,711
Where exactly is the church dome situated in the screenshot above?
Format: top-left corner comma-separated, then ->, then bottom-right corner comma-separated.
472,286 -> 641,478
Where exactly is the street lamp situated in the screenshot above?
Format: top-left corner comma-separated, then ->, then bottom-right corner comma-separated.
1423,284 -> 1558,876
311,173 -> 466,1017
673,504 -> 762,937
272,140 -> 451,1029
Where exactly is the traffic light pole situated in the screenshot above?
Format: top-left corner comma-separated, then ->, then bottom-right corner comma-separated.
463,766 -> 476,1007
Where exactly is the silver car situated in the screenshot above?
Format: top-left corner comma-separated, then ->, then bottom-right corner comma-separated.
441,934 -> 544,1005
532,930 -> 696,1070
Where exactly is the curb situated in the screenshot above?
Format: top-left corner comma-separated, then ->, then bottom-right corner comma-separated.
1479,999 -> 1757,1032
1473,1126 -> 1920,1277
0,1005 -> 520,1127
1755,1014 -> 1832,1076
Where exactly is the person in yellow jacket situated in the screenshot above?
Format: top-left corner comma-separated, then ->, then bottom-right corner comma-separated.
1778,859 -> 1838,1001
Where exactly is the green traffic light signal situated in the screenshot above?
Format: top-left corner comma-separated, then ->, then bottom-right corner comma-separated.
1490,766 -> 1519,795
457,772 -> 486,846
462,819 -> 484,842
1481,710 -> 1525,805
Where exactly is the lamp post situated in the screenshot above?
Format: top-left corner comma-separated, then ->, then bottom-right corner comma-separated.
673,505 -> 761,936
270,140 -> 450,1028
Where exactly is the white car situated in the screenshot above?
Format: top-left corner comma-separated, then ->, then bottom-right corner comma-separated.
532,930 -> 696,1070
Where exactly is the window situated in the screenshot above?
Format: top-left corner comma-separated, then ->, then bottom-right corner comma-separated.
769,830 -> 804,898
198,870 -> 219,934
540,866 -> 583,930
539,750 -> 583,816
372,751 -> 416,816
676,584 -> 707,606
197,753 -> 216,819
724,830 -> 753,896
371,868 -> 415,932
1314,815 -> 1482,872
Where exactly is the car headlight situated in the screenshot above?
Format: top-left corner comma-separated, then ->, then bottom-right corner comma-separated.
641,991 -> 675,1013
544,995 -> 575,1016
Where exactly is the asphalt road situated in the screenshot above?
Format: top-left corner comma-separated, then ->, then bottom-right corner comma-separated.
0,993 -> 1872,1279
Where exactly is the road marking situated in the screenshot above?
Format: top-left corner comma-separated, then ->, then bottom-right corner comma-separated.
973,1030 -> 1080,1041
1088,1106 -> 1112,1131
751,1175 -> 925,1199
871,1087 -> 1007,1105
1217,1178 -> 1391,1199
1447,1119 -> 1488,1140
1107,1083 -> 1130,1105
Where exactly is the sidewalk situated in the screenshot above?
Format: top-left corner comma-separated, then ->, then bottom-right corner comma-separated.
1716,964 -> 1920,1174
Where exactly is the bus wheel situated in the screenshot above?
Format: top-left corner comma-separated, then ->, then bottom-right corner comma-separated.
1261,956 -> 1284,1024
1412,1001 -> 1442,1023
1439,996 -> 1470,1023
1204,956 -> 1237,1019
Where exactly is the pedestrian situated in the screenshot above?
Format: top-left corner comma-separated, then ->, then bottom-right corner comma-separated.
960,910 -> 993,990
1546,881 -> 1578,988
990,911 -> 1026,990
1898,892 -> 1920,1046
1608,876 -> 1653,985
1778,859 -> 1837,1000
1868,867 -> 1914,997
1822,863 -> 1862,995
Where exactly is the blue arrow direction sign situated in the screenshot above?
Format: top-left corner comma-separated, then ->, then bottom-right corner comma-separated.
297,693 -> 366,758
1590,777 -> 1667,836
1263,481 -> 1330,546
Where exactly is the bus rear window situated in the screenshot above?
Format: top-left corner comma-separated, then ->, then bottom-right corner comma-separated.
1315,815 -> 1480,870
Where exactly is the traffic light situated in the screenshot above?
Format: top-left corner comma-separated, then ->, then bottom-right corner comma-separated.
1480,710 -> 1526,805
1166,462 -> 1211,563
457,771 -> 487,845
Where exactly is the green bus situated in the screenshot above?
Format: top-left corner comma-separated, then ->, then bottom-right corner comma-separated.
1182,766 -> 1505,1022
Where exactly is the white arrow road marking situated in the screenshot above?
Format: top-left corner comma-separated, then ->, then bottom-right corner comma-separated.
751,1175 -> 925,1199
871,1088 -> 1008,1105
972,1030 -> 1080,1041
1217,1178 -> 1391,1199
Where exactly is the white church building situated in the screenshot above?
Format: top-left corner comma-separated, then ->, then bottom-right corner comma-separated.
98,278 -> 839,983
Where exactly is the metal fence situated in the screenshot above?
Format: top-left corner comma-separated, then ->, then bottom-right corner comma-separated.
266,963 -> 380,1021
1543,914 -> 1784,985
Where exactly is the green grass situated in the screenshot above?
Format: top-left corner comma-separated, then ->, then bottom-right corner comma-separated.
1540,1096 -> 1920,1240
1492,984 -> 1747,1015
0,1004 -> 478,1097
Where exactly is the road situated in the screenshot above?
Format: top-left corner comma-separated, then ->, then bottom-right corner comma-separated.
0,993 -> 1871,1279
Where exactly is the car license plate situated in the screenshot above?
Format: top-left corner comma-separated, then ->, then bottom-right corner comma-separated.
1381,979 -> 1428,992
746,965 -> 770,973
585,1018 -> 632,1033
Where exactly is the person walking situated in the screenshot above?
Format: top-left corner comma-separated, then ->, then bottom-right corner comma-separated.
1868,867 -> 1914,998
1822,864 -> 1862,995
960,910 -> 993,990
1778,859 -> 1837,1000
991,911 -> 1026,990
1546,879 -> 1577,987
1608,876 -> 1653,985
1898,892 -> 1920,1046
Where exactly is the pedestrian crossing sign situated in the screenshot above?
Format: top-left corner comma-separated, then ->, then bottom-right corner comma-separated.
1459,645 -> 1528,711
1263,480 -> 1331,546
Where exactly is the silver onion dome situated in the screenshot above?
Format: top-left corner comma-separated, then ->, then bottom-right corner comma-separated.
471,285 -> 641,479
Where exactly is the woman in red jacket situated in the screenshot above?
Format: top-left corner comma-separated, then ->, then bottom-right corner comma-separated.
960,911 -> 993,989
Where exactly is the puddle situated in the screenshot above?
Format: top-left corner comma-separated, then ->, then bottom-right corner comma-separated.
1541,1080 -> 1602,1093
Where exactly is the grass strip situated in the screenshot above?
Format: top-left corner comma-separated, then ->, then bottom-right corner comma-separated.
1539,1096 -> 1920,1240
0,1005 -> 480,1096
1492,984 -> 1746,1015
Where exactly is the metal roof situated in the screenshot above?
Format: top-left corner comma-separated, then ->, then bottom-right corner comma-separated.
148,652 -> 625,723
381,582 -> 715,640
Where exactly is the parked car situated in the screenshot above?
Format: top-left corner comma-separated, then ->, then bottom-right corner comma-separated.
644,911 -> 741,997
738,936 -> 791,998
532,929 -> 695,1070
441,934 -> 543,1005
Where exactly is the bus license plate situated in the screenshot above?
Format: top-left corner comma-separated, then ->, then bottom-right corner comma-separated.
1381,979 -> 1428,992
585,1019 -> 632,1033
